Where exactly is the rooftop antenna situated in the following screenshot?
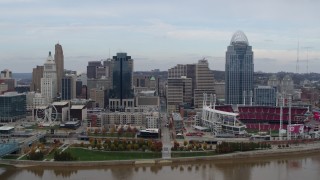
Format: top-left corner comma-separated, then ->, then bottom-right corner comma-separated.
109,48 -> 110,59
296,40 -> 300,74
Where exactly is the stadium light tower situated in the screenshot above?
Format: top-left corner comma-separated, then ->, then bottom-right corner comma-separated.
287,94 -> 292,140
279,93 -> 285,140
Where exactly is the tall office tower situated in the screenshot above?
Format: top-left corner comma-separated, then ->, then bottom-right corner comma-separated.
54,43 -> 64,94
194,59 -> 215,108
31,66 -> 44,92
167,77 -> 192,113
41,52 -> 57,104
76,80 -> 83,98
225,31 -> 254,105
86,61 -> 102,79
61,75 -> 76,100
109,52 -> 134,107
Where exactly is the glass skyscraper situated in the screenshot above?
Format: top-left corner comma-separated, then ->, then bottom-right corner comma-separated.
110,52 -> 134,105
225,31 -> 254,105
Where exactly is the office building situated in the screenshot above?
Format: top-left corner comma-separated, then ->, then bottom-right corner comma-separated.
0,69 -> 15,92
31,65 -> 44,92
0,92 -> 26,122
167,77 -> 192,113
254,86 -> 277,106
281,75 -> 294,95
194,59 -> 215,108
133,75 -> 158,95
168,60 -> 215,108
61,75 -> 77,100
0,69 -> 12,79
41,52 -> 57,104
225,30 -> 254,105
87,61 -> 103,79
90,88 -> 105,108
54,43 -> 64,94
109,52 -> 134,109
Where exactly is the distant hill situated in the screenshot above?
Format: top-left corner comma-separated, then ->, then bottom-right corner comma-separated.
12,73 -> 32,80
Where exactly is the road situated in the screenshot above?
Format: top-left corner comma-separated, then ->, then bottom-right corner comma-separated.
161,113 -> 172,159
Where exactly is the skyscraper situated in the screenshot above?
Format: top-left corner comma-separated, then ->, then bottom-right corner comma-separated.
194,59 -> 215,108
109,52 -> 134,107
31,65 -> 44,92
41,52 -> 57,104
61,75 -> 76,100
225,31 -> 254,105
54,43 -> 64,94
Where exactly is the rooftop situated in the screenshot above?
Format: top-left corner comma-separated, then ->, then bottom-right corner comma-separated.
230,30 -> 249,46
0,126 -> 14,131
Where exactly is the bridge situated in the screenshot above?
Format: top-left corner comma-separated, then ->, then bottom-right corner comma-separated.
0,142 -> 20,157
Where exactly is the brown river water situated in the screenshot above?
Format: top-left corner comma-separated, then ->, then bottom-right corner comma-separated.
1,153 -> 320,180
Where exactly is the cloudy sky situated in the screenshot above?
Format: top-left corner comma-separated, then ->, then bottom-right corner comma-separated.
0,0 -> 319,73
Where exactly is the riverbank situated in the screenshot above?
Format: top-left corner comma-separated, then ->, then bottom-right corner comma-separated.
1,142 -> 320,168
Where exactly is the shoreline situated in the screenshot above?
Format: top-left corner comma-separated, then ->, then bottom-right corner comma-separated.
1,143 -> 320,168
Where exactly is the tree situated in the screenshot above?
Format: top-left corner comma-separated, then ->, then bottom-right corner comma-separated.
96,143 -> 102,150
127,144 -> 132,151
105,139 -> 111,146
54,151 -> 76,161
127,126 -> 133,133
133,144 -> 139,150
94,128 -> 100,135
154,141 -> 163,152
28,149 -> 44,160
183,140 -> 188,147
173,141 -> 180,151
118,127 -> 124,136
110,127 -> 115,135
203,143 -> 207,150
102,128 -> 107,135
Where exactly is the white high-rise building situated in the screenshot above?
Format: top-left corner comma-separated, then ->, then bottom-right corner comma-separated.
41,51 -> 57,104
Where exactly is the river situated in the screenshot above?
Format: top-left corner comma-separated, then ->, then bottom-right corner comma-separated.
1,153 -> 320,180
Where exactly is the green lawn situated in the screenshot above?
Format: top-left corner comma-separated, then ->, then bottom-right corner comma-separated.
66,147 -> 161,161
171,151 -> 217,158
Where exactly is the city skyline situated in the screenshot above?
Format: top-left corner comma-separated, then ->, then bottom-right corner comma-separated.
1,0 -> 319,73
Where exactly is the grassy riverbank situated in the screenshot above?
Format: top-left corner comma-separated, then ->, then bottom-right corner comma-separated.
65,147 -> 162,161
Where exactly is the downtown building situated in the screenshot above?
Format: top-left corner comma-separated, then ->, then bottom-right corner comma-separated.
0,92 -> 26,122
54,43 -> 64,95
41,52 -> 58,104
108,52 -> 134,110
167,59 -> 215,110
31,66 -> 44,92
254,86 -> 277,106
225,31 -> 254,105
0,69 -> 15,93
61,74 -> 77,100
167,77 -> 192,114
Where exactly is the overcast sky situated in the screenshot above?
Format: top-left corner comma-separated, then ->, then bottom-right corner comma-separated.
0,0 -> 319,73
